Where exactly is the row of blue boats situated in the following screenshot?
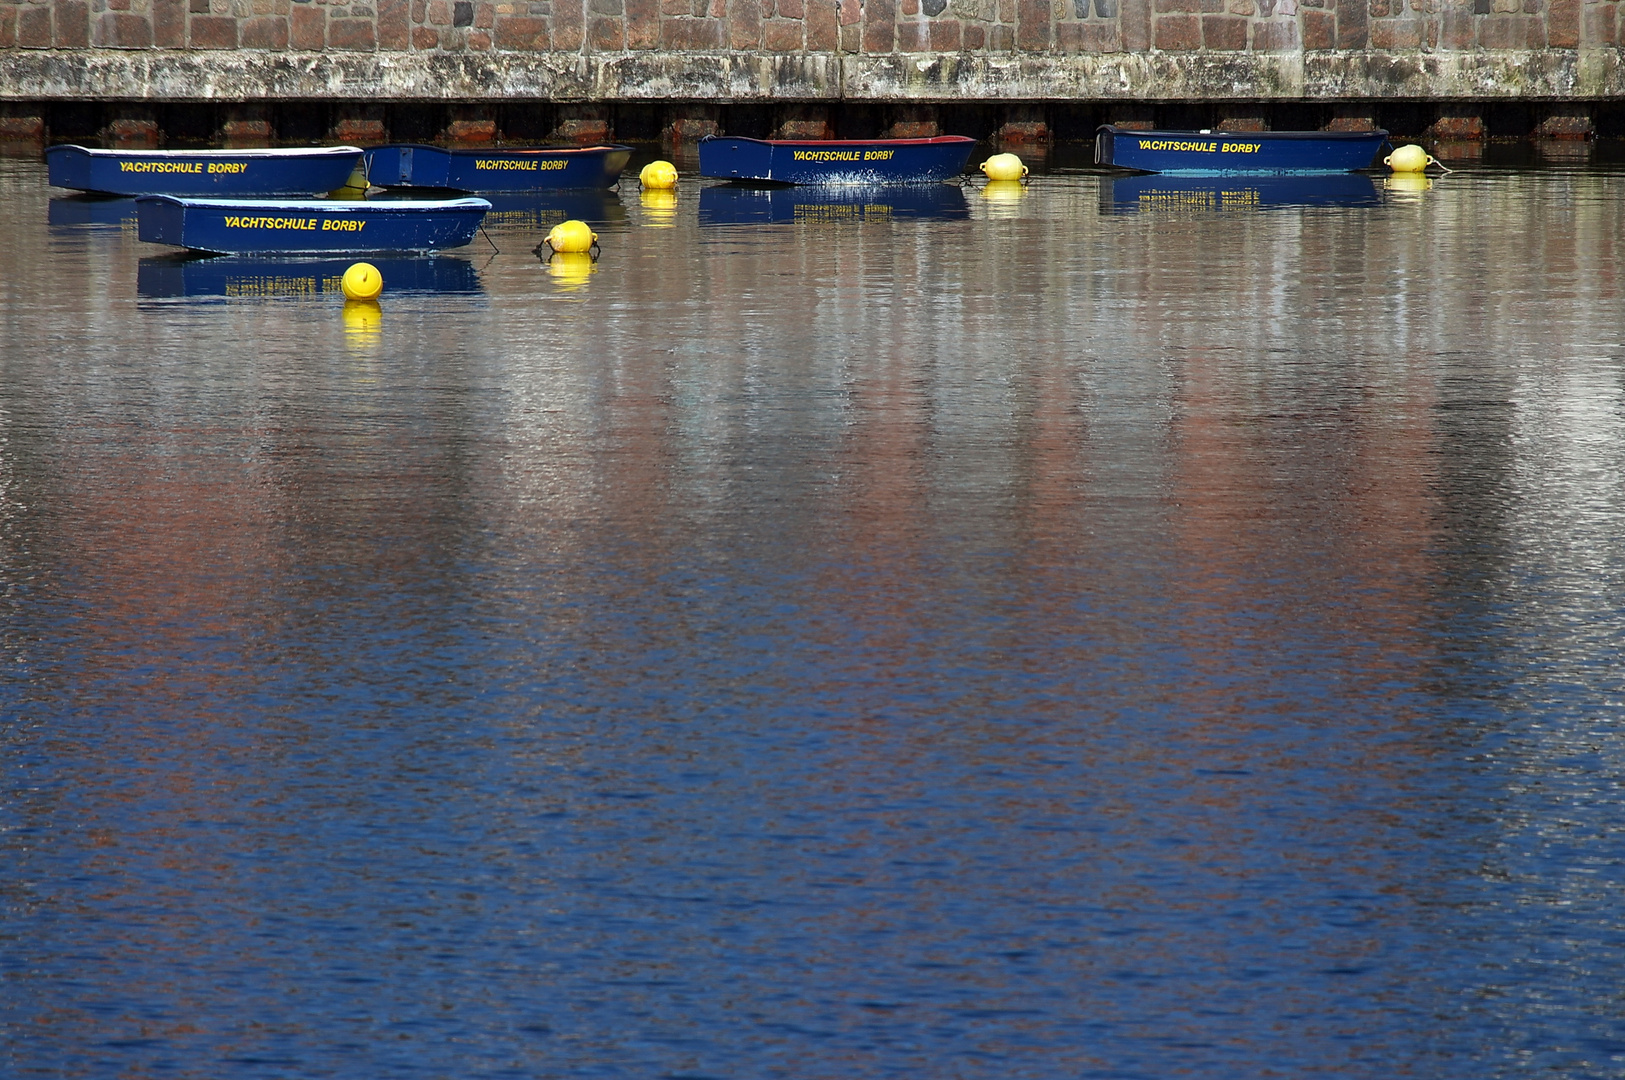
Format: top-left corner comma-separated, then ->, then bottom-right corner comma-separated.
45,127 -> 1394,256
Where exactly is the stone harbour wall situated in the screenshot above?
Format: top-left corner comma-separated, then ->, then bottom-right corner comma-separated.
3,0 -> 1625,134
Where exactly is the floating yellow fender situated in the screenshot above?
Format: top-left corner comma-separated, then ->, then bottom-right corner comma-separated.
639,160 -> 679,190
980,153 -> 1028,181
545,219 -> 598,254
341,261 -> 382,300
1384,144 -> 1436,173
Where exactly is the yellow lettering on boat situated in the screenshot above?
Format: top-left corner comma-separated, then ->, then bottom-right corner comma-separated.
790,150 -> 865,162
863,150 -> 895,161
207,162 -> 249,173
476,159 -> 539,170
1220,143 -> 1262,153
321,219 -> 366,232
118,161 -> 206,173
222,215 -> 322,230
1136,140 -> 1223,153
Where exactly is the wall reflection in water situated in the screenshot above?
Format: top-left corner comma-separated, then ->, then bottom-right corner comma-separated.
4,155 -> 1625,1079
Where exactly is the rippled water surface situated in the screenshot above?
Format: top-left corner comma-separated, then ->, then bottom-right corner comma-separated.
5,149 -> 1625,1079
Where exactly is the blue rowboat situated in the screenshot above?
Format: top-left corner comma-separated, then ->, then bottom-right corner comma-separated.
135,196 -> 492,255
698,135 -> 977,185
1095,126 -> 1390,175
699,183 -> 970,225
1101,173 -> 1383,213
137,254 -> 482,299
46,144 -> 365,196
364,144 -> 633,192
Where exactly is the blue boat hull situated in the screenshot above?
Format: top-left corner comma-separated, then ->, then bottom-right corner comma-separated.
698,136 -> 977,185
699,184 -> 970,225
137,254 -> 482,299
46,144 -> 365,196
1102,173 -> 1383,213
364,144 -> 633,192
1095,126 -> 1390,175
135,196 -> 492,255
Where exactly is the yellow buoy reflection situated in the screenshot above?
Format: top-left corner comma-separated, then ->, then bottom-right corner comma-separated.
640,188 -> 677,227
1384,174 -> 1433,194
548,251 -> 596,290
981,179 -> 1026,218
343,298 -> 382,342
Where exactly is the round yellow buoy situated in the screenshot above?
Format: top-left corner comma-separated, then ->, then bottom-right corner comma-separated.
1384,144 -> 1432,173
341,262 -> 382,301
641,188 -> 678,226
548,251 -> 596,289
981,179 -> 1026,203
329,164 -> 369,200
639,160 -> 679,190
342,298 -> 382,336
980,153 -> 1028,182
545,219 -> 597,254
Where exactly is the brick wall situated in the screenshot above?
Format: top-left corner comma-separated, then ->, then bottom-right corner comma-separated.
0,0 -> 1615,56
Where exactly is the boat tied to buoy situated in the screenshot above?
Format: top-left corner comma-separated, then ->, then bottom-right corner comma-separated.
1095,125 -> 1391,175
135,196 -> 492,255
46,144 -> 366,197
363,144 -> 633,192
697,135 -> 977,185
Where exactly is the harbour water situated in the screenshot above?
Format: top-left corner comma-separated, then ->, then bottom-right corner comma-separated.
4,149 -> 1625,1078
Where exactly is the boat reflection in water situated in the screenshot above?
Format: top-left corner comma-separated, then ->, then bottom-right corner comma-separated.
1101,172 -> 1383,214
698,183 -> 970,226
136,254 -> 483,301
48,195 -> 140,229
477,190 -> 626,231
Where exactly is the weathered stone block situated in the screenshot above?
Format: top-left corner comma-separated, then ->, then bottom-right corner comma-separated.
190,13 -> 238,44
152,0 -> 185,42
764,15 -> 803,46
588,14 -> 621,44
428,0 -> 452,21
328,15 -> 376,45
1428,113 -> 1484,137
1548,0 -> 1578,43
896,17 -> 926,46
1217,113 -> 1265,128
839,0 -> 861,22
662,15 -> 723,44
668,114 -> 719,141
929,17 -> 961,46
1155,0 -> 1198,12
1202,12 -> 1246,45
493,13 -> 549,43
728,0 -> 761,45
1337,0 -> 1366,45
625,0 -> 658,44
93,11 -> 149,45
1536,113 -> 1593,137
962,21 -> 983,46
454,0 -> 473,24
1058,19 -> 1118,48
1119,0 -> 1150,47
241,14 -> 288,44
1152,11 -> 1200,47
1300,6 -> 1333,45
587,0 -> 618,14
806,0 -> 835,46
552,0 -> 581,46
778,0 -> 803,13
412,24 -> 439,44
1370,14 -> 1419,45
106,117 -> 159,142
1584,3 -> 1615,45
16,7 -> 52,49
1251,17 -> 1296,47
0,115 -> 45,138
862,0 -> 894,48
56,1 -> 91,46
446,118 -> 496,139
987,21 -> 1013,46
901,0 -> 918,13
331,116 -> 387,141
1323,109 -> 1374,129
290,3 -> 324,44
0,10 -> 15,52
469,27 -> 491,44
378,0 -> 409,44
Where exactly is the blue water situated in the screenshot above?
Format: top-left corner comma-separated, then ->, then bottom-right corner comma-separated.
4,152 -> 1625,1078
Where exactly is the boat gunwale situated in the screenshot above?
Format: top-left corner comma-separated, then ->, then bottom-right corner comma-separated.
370,142 -> 634,157
702,135 -> 977,148
48,144 -> 365,159
1096,125 -> 1390,143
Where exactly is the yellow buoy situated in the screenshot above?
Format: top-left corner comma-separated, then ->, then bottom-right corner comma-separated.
1384,144 -> 1433,173
980,153 -> 1028,182
329,164 -> 369,199
641,188 -> 678,226
639,160 -> 679,190
545,219 -> 597,254
341,262 -> 382,301
548,251 -> 596,289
